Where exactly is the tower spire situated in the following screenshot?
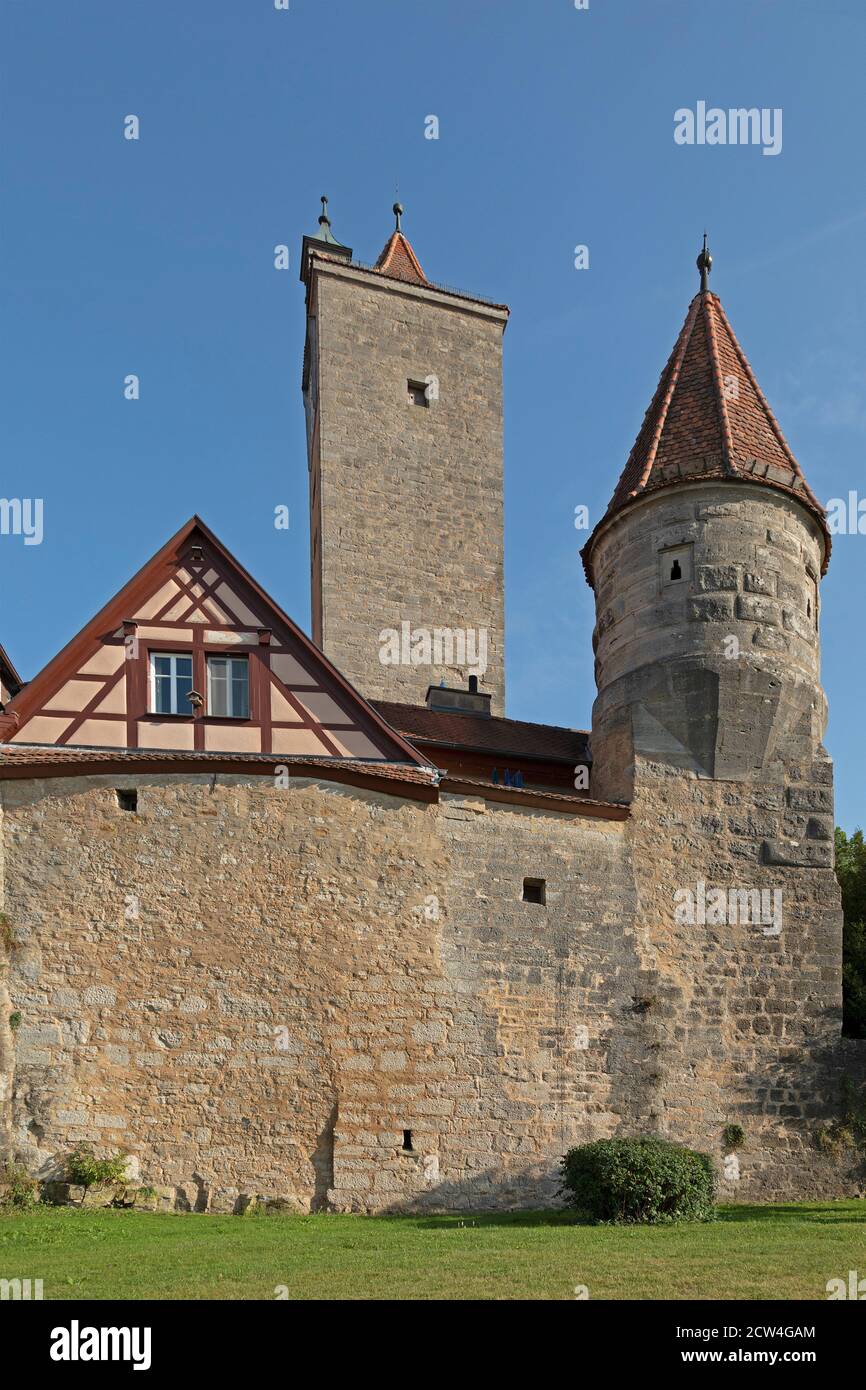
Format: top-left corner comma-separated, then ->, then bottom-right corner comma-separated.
374,201 -> 428,285
299,193 -> 352,285
313,194 -> 343,247
697,232 -> 712,294
581,248 -> 831,585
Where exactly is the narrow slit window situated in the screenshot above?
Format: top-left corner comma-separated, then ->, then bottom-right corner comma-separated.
402,1129 -> 413,1152
808,574 -> 819,630
522,878 -> 546,905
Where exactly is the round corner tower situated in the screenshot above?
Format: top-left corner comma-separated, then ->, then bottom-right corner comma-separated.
582,244 -> 832,806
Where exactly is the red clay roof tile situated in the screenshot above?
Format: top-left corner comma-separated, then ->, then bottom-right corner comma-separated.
582,290 -> 831,581
371,700 -> 590,763
374,231 -> 428,285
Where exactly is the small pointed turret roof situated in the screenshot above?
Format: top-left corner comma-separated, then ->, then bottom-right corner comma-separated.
374,202 -> 428,285
582,238 -> 831,581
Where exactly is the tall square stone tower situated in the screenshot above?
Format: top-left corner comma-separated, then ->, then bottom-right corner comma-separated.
300,201 -> 509,713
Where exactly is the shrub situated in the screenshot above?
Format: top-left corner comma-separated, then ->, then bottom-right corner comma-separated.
66,1146 -> 129,1189
815,1075 -> 866,1155
0,1161 -> 40,1210
722,1123 -> 745,1152
559,1137 -> 716,1225
9,1012 -> 21,1031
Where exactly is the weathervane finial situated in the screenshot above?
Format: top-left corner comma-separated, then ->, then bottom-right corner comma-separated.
697,231 -> 712,293
393,201 -> 404,233
319,195 -> 331,231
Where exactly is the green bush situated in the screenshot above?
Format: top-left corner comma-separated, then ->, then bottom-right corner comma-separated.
815,1075 -> 866,1154
836,827 -> 866,1037
0,1161 -> 40,1210
65,1146 -> 129,1189
722,1123 -> 745,1151
559,1137 -> 716,1225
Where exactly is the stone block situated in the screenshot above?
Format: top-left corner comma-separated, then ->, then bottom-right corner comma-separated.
736,594 -> 780,625
689,595 -> 735,622
744,572 -> 777,596
697,565 -> 740,592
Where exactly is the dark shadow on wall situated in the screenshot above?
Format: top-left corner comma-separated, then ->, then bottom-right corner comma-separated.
312,1100 -> 337,1212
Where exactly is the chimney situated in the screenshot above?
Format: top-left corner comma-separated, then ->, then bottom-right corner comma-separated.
425,677 -> 492,717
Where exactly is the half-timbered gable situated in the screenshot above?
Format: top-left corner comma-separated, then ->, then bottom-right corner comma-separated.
1,517 -> 423,763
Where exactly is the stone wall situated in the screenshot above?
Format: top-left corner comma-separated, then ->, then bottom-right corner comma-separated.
581,480 -> 866,1199
625,757 -> 865,1201
588,483 -> 828,802
309,262 -> 508,712
1,770 -> 863,1212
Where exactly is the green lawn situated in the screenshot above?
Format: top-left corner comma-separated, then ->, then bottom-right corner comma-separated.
1,1202 -> 863,1300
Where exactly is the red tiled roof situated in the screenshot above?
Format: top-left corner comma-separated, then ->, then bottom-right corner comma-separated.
0,745 -> 438,792
440,773 -> 628,818
374,231 -> 428,285
371,700 -> 590,763
0,744 -> 633,818
582,290 -> 831,581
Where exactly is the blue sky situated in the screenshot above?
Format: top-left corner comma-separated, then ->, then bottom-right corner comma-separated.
1,0 -> 864,828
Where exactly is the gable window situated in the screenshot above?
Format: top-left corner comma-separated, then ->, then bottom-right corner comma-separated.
207,654 -> 249,719
150,652 -> 193,715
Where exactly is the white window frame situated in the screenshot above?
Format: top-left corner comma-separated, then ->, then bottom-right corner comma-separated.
206,654 -> 250,720
149,651 -> 193,716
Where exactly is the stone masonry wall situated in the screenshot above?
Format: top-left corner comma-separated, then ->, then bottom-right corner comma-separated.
625,757 -> 865,1201
1,771 -> 862,1211
310,264 -> 508,713
589,483 -> 827,802
583,481 -> 866,1197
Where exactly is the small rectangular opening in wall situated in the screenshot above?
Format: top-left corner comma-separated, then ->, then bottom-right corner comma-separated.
402,1129 -> 413,1152
522,877 -> 546,905
116,789 -> 138,813
659,543 -> 693,587
407,379 -> 429,407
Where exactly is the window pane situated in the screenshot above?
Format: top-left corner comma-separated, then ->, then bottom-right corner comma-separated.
175,672 -> 193,711
208,661 -> 228,717
151,653 -> 194,715
231,669 -> 249,718
154,674 -> 172,714
207,655 -> 248,717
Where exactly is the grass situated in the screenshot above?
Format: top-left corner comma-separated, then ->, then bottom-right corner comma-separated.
0,1202 -> 863,1300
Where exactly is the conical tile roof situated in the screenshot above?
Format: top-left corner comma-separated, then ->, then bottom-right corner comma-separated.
583,283 -> 831,581
374,207 -> 428,286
